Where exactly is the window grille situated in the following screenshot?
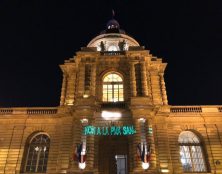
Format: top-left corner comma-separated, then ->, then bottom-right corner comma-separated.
23,133 -> 50,173
178,131 -> 207,172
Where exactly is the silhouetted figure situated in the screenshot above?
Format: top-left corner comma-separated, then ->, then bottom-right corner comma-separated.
100,41 -> 105,51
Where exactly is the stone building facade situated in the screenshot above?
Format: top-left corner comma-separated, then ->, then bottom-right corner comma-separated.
0,18 -> 222,174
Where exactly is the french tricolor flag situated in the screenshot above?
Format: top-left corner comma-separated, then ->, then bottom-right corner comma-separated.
137,143 -> 151,163
74,143 -> 87,163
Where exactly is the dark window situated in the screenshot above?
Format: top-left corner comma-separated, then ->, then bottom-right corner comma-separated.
134,63 -> 142,96
85,64 -> 91,91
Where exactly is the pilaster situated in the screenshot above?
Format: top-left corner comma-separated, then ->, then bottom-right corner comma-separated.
141,62 -> 149,96
159,73 -> 168,105
77,63 -> 85,97
130,62 -> 137,97
90,63 -> 96,97
60,73 -> 68,106
66,71 -> 76,105
150,71 -> 163,105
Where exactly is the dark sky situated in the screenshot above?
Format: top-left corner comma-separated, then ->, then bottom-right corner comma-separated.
0,0 -> 222,107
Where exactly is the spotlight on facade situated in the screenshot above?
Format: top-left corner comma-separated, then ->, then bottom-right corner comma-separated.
78,162 -> 86,169
138,118 -> 146,123
101,111 -> 122,120
83,94 -> 89,98
161,169 -> 169,173
142,162 -> 149,169
80,118 -> 88,124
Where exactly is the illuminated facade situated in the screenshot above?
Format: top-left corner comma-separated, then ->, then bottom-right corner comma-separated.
1,18 -> 222,174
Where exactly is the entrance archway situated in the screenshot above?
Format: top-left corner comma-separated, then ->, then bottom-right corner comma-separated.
98,136 -> 129,174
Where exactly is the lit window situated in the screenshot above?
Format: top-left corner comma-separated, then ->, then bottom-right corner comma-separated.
103,73 -> 124,102
107,45 -> 118,51
22,133 -> 50,173
178,131 -> 207,172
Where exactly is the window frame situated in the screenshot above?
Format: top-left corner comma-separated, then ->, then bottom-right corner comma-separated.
102,72 -> 124,102
22,132 -> 50,173
178,131 -> 207,173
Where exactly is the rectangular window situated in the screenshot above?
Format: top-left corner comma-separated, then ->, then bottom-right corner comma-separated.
85,64 -> 91,91
134,63 -> 142,96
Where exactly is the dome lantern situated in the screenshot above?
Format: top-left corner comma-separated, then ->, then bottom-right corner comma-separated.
87,17 -> 140,51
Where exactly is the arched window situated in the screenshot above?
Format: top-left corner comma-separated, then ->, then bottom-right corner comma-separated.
178,131 -> 207,172
103,73 -> 124,102
22,133 -> 50,173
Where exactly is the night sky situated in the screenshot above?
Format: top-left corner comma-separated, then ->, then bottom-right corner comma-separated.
0,0 -> 222,107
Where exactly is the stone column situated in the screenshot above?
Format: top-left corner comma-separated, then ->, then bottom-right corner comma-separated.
65,71 -> 76,105
159,73 -> 168,105
141,62 -> 149,96
70,119 -> 82,171
132,118 -> 142,172
150,71 -> 163,105
77,63 -> 85,97
60,73 -> 67,106
86,119 -> 95,170
146,66 -> 152,99
130,62 -> 137,97
90,63 -> 96,96
147,119 -> 156,170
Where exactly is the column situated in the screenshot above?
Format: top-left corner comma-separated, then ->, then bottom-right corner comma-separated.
138,118 -> 150,170
70,119 -> 82,171
159,73 -> 168,105
141,62 -> 149,96
77,63 -> 85,97
60,73 -> 67,106
130,62 -> 137,97
147,119 -> 156,170
65,71 -> 76,105
79,118 -> 95,171
90,63 -> 96,96
86,119 -> 95,170
150,71 -> 162,105
132,118 -> 142,171
146,69 -> 152,99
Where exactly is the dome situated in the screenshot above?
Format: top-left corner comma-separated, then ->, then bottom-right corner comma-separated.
87,18 -> 140,51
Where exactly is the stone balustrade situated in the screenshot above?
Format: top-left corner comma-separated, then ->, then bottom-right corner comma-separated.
170,105 -> 222,113
0,107 -> 58,115
170,106 -> 202,113
0,105 -> 222,116
100,51 -> 125,56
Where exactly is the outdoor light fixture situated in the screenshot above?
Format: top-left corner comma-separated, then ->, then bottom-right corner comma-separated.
67,100 -> 74,105
142,162 -> 149,169
161,169 -> 169,173
83,94 -> 89,98
80,118 -> 88,124
101,111 -> 122,120
138,118 -> 146,123
67,103 -> 73,106
78,162 -> 86,169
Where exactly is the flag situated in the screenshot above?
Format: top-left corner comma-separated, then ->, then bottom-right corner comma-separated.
141,143 -> 146,162
74,143 -> 87,163
136,143 -> 151,163
137,143 -> 142,160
